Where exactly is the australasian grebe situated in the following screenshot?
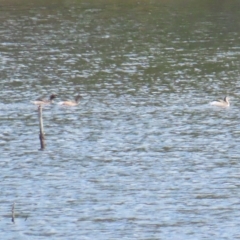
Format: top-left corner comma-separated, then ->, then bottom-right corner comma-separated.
31,94 -> 57,105
210,96 -> 230,107
59,95 -> 82,106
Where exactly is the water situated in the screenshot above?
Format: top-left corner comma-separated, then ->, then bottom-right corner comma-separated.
1,0 -> 240,239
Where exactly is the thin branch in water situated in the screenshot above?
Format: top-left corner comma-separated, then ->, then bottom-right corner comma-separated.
12,202 -> 15,223
38,105 -> 45,150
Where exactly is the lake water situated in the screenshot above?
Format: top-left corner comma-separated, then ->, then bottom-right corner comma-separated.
1,0 -> 240,239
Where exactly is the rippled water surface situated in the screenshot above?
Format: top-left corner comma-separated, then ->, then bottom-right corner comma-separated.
1,0 -> 240,239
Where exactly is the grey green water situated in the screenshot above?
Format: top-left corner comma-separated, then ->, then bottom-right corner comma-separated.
1,0 -> 240,239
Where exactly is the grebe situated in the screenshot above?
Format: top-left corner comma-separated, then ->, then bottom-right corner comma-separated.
210,96 -> 230,107
31,94 -> 57,105
59,95 -> 82,106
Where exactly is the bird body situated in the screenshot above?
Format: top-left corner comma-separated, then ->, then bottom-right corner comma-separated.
31,94 -> 57,105
59,95 -> 82,106
210,96 -> 230,107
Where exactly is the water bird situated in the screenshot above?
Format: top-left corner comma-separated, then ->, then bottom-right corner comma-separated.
210,96 -> 230,107
31,94 -> 57,105
59,95 -> 82,106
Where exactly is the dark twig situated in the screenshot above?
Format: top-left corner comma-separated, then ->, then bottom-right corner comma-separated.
38,105 -> 45,150
12,202 -> 15,223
